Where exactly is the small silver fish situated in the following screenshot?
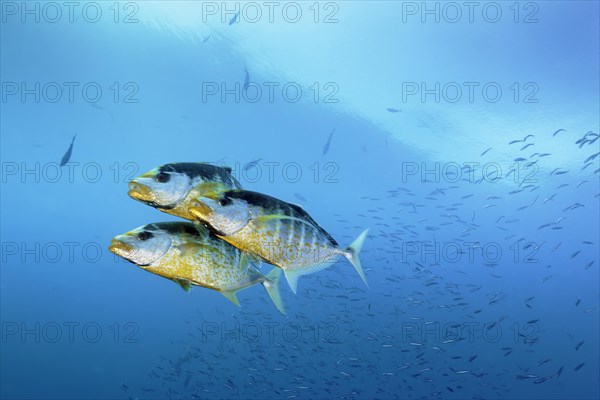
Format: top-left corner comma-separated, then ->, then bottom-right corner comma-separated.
243,158 -> 262,171
228,11 -> 240,25
243,66 -> 250,90
322,129 -> 335,155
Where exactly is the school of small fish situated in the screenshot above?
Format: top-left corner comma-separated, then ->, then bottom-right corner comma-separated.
112,128 -> 598,399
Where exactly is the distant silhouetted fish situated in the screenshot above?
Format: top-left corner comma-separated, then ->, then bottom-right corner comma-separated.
229,11 -> 240,25
60,134 -> 76,167
520,143 -> 534,150
386,108 -> 401,113
584,151 -> 600,163
243,67 -> 250,90
323,129 -> 335,155
243,158 -> 261,171
294,193 -> 307,202
553,128 -> 565,136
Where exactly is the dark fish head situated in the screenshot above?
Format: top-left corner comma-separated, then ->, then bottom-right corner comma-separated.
108,223 -> 173,267
128,162 -> 241,211
188,191 -> 250,236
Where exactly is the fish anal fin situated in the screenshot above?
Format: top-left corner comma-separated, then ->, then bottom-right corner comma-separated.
221,290 -> 240,306
283,259 -> 337,294
283,269 -> 300,295
263,268 -> 285,314
173,278 -> 192,292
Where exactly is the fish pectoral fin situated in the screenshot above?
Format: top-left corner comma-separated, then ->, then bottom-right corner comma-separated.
175,243 -> 205,257
176,242 -> 227,260
240,251 -> 263,269
221,290 -> 241,307
173,278 -> 192,292
194,182 -> 229,196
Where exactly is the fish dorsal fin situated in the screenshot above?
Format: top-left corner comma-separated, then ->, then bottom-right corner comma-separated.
288,203 -> 305,212
173,278 -> 192,292
221,290 -> 240,306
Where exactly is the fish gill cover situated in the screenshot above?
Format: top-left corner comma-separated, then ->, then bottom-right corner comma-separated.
0,2 -> 599,400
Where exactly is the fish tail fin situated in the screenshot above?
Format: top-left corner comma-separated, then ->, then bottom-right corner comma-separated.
343,229 -> 369,287
263,268 -> 285,314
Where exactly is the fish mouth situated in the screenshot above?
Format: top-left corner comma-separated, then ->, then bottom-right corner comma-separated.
108,238 -> 134,257
128,181 -> 155,203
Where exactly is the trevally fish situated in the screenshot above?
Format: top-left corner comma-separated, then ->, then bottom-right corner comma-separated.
188,190 -> 369,293
108,222 -> 284,313
128,162 -> 242,221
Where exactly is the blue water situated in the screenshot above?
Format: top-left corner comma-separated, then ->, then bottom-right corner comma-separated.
1,2 -> 599,399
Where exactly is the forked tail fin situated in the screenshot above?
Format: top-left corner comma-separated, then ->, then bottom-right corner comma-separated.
344,229 -> 369,287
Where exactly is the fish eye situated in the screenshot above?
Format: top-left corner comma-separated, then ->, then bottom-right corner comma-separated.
155,172 -> 170,183
218,197 -> 232,207
137,231 -> 154,241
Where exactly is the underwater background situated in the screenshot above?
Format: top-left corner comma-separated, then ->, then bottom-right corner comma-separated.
1,1 -> 599,399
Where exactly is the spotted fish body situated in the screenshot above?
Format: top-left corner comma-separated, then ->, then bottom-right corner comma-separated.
108,222 -> 284,313
188,190 -> 369,293
128,162 -> 242,221
221,192 -> 339,268
148,223 -> 261,292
